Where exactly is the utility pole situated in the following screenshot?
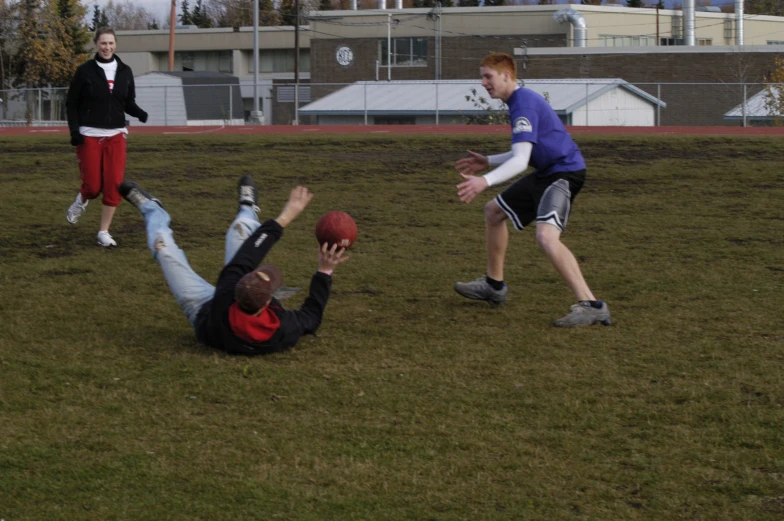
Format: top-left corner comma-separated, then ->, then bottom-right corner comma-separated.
168,0 -> 176,70
429,2 -> 442,80
294,0 -> 300,125
250,0 -> 263,124
656,4 -> 660,46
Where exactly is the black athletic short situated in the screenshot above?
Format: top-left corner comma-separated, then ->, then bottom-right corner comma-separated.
495,169 -> 586,232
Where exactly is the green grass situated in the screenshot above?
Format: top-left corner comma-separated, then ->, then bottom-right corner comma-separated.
0,133 -> 782,520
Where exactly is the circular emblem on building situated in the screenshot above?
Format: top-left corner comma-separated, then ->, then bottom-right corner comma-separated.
336,45 -> 354,68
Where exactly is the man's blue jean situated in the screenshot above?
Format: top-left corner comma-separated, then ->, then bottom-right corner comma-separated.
140,202 -> 261,325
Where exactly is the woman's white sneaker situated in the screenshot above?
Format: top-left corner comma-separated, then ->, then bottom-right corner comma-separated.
66,193 -> 88,224
96,230 -> 117,248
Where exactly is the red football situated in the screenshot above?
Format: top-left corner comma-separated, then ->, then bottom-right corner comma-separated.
315,211 -> 357,249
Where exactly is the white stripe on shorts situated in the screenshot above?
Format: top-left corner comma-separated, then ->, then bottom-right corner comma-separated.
495,194 -> 525,231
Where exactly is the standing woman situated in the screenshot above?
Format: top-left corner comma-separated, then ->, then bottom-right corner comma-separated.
65,27 -> 148,247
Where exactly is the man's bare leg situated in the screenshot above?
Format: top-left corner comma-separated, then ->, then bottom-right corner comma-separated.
535,222 -> 594,301
485,200 -> 508,282
453,200 -> 509,306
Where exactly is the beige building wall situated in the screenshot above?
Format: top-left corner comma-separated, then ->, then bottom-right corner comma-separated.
106,6 -> 784,74
105,26 -> 311,78
308,5 -> 784,48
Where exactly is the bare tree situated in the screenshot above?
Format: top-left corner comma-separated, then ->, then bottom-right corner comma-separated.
102,0 -> 160,30
206,0 -> 253,27
717,47 -> 763,127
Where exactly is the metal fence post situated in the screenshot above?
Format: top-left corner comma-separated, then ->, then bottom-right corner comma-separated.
657,83 -> 661,126
585,82 -> 589,126
435,81 -> 439,126
38,88 -> 42,123
364,83 -> 368,126
742,82 -> 747,128
229,84 -> 233,124
164,86 -> 168,127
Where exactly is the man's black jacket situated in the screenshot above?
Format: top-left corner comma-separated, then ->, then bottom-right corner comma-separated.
195,219 -> 332,355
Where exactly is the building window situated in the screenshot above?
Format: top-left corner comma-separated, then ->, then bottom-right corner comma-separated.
379,38 -> 427,67
768,40 -> 784,45
250,50 -> 310,74
168,51 -> 233,73
671,16 -> 682,39
660,38 -> 685,46
599,35 -> 653,47
277,86 -> 311,103
180,52 -> 194,71
698,38 -> 712,46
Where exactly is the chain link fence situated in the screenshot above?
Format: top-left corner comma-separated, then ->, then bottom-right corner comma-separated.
1,82 -> 781,127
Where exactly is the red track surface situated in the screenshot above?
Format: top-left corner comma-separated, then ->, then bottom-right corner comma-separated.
3,124 -> 784,136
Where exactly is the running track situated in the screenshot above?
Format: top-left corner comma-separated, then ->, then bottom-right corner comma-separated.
3,124 -> 784,136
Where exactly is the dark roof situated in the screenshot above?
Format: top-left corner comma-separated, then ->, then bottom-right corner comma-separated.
155,71 -> 240,87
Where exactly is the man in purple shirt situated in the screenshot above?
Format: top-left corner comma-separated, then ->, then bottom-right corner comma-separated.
454,52 -> 611,327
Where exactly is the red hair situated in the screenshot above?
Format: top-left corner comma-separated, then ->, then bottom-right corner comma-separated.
480,53 -> 517,81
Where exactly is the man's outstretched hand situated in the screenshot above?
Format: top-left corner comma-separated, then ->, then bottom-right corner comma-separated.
456,173 -> 489,204
275,186 -> 313,228
455,150 -> 488,177
318,243 -> 350,273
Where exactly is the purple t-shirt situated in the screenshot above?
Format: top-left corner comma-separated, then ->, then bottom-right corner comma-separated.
507,87 -> 586,176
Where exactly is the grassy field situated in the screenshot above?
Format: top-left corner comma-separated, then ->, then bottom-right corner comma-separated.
0,133 -> 782,521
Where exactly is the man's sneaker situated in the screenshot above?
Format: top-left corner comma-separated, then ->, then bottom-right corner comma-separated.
454,276 -> 508,306
119,181 -> 162,210
96,230 -> 117,248
238,175 -> 260,212
66,193 -> 88,224
554,301 -> 612,327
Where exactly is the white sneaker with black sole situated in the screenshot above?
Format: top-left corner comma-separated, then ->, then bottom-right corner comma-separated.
237,175 -> 260,212
119,181 -> 163,210
96,230 -> 117,248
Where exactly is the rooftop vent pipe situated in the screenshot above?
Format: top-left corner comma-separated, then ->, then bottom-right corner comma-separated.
377,0 -> 386,9
554,8 -> 587,48
683,0 -> 695,46
735,0 -> 743,45
350,0 -> 357,9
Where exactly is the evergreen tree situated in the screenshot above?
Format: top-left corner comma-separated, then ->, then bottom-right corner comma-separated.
278,0 -> 298,27
260,0 -> 280,26
0,0 -> 12,100
460,0 -> 480,6
745,0 -> 784,16
626,0 -> 644,7
56,0 -> 89,58
484,0 -> 505,5
192,0 -> 212,27
581,0 -> 603,5
180,0 -> 192,25
99,7 -> 109,28
90,5 -> 101,31
319,0 -> 333,10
